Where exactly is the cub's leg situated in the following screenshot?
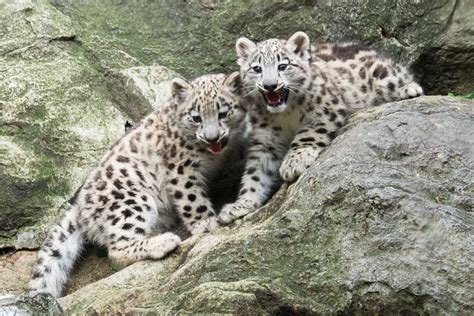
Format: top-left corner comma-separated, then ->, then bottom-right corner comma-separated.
167,168 -> 219,235
101,193 -> 181,266
280,105 -> 348,182
218,129 -> 284,224
108,232 -> 181,266
370,60 -> 424,104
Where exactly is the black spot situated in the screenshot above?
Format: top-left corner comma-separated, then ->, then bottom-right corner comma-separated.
136,170 -> 145,181
122,223 -> 134,230
170,178 -> 178,185
196,205 -> 208,213
99,195 -> 109,204
315,128 -> 328,134
111,190 -> 125,200
133,206 -> 143,212
117,236 -> 129,242
337,109 -> 347,116
328,131 -> 337,140
336,121 -> 344,128
240,189 -> 248,195
141,195 -> 148,201
388,82 -> 395,92
332,97 -> 339,104
113,179 -> 123,190
183,159 -> 192,167
183,212 -> 191,218
125,199 -> 136,205
188,194 -> 196,202
184,205 -> 192,212
32,272 -> 43,279
135,227 -> 146,235
106,165 -> 113,179
51,250 -> 61,258
110,202 -> 120,211
316,96 -> 322,104
122,209 -> 133,218
175,191 -> 183,199
177,166 -> 184,174
250,187 -> 256,192
299,137 -> 315,142
316,142 -> 327,147
361,85 -> 367,93
184,181 -> 194,189
251,176 -> 260,182
167,163 -> 175,170
117,156 -> 130,163
59,233 -> 66,242
136,215 -> 145,222
329,112 -> 337,121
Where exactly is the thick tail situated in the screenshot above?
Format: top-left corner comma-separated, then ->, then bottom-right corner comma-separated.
27,205 -> 83,298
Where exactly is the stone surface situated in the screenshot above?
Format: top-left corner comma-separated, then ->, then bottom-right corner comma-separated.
2,0 -> 473,249
0,293 -> 62,315
59,97 -> 474,314
51,0 -> 473,94
106,65 -> 180,122
0,251 -> 36,295
0,0 -> 126,248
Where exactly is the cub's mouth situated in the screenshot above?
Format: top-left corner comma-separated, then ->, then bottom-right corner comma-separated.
261,88 -> 289,107
207,138 -> 228,155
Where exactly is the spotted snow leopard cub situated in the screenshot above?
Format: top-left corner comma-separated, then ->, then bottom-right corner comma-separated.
28,73 -> 246,297
218,32 -> 423,224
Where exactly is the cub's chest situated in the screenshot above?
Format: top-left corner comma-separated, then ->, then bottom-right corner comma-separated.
267,107 -> 306,142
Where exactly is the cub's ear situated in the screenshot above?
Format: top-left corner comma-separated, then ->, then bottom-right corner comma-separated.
236,37 -> 257,65
223,71 -> 242,95
286,31 -> 311,61
171,77 -> 191,102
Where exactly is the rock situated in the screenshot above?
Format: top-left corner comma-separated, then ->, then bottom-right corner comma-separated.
0,251 -> 36,295
106,65 -> 180,122
0,293 -> 62,315
49,0 -> 473,94
59,97 -> 474,314
0,0 -> 126,248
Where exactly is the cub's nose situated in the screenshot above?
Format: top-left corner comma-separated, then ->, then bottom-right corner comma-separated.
263,84 -> 278,92
204,135 -> 219,144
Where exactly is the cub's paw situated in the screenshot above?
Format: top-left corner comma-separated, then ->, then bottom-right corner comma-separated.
217,202 -> 252,225
401,82 -> 424,99
150,232 -> 181,259
190,217 -> 219,235
280,148 -> 322,182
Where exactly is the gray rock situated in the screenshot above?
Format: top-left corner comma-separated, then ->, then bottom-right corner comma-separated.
0,294 -> 62,316
0,0 -> 126,249
59,97 -> 474,314
106,65 -> 181,122
50,0 -> 473,94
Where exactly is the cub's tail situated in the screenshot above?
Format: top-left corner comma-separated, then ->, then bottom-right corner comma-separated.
27,204 -> 83,298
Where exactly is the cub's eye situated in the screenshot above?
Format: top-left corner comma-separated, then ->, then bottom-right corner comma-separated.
278,63 -> 288,71
191,115 -> 201,123
252,65 -> 262,73
218,111 -> 228,120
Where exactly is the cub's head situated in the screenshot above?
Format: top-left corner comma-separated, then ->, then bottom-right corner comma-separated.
171,72 -> 245,155
236,31 -> 311,113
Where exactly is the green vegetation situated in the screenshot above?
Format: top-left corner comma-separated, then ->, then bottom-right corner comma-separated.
447,92 -> 474,99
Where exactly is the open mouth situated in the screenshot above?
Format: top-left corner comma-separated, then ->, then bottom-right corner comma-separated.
207,138 -> 228,154
261,88 -> 289,107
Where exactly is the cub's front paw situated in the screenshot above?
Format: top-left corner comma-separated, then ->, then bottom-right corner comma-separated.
280,148 -> 322,182
190,217 -> 219,235
217,203 -> 252,225
401,82 -> 424,99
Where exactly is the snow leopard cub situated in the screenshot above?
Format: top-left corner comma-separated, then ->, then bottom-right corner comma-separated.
28,72 -> 246,297
218,32 -> 423,224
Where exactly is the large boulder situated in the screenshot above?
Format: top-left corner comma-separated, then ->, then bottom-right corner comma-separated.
50,0 -> 473,94
59,97 -> 474,314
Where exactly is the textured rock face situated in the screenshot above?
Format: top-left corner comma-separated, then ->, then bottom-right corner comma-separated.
0,0 -> 126,248
59,97 -> 474,314
2,0 -> 473,249
51,0 -> 473,94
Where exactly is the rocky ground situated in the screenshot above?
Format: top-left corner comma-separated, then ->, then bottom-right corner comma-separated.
0,0 -> 473,314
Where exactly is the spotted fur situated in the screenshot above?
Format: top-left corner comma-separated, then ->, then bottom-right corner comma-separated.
218,32 -> 423,224
28,73 -> 246,297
